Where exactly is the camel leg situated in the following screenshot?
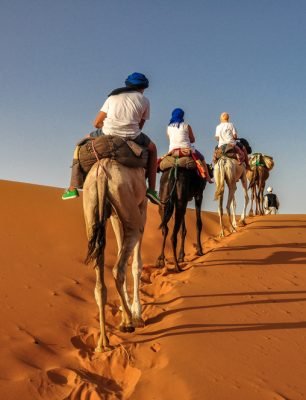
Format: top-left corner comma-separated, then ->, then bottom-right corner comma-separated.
178,219 -> 187,262
113,229 -> 140,333
248,186 -> 255,217
194,194 -> 204,255
218,193 -> 225,237
230,195 -> 238,230
171,201 -> 187,272
83,172 -> 111,352
255,184 -> 261,215
130,199 -> 147,327
259,186 -> 264,215
130,238 -> 145,327
226,186 -> 237,233
94,265 -> 111,352
156,202 -> 172,268
239,173 -> 249,226
110,215 -> 131,310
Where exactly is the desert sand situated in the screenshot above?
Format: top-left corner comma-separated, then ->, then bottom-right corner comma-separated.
0,179 -> 306,400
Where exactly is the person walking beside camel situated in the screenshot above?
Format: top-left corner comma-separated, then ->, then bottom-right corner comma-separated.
264,187 -> 280,215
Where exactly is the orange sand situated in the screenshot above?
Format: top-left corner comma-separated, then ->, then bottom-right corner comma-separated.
0,179 -> 306,400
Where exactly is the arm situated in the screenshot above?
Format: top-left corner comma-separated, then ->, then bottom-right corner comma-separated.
276,196 -> 280,209
188,125 -> 195,143
232,124 -> 238,140
94,111 -> 107,129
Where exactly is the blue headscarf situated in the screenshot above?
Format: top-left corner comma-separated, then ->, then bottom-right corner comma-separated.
125,72 -> 149,89
169,108 -> 185,127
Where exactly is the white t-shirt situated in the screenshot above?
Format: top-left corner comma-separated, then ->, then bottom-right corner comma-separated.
167,123 -> 191,151
100,91 -> 150,139
215,122 -> 238,147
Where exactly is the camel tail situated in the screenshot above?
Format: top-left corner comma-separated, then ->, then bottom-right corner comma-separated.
159,167 -> 176,230
214,158 -> 226,200
85,173 -> 108,266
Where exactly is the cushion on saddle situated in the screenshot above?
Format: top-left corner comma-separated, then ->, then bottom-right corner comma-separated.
159,155 -> 196,171
77,134 -> 149,173
214,144 -> 237,161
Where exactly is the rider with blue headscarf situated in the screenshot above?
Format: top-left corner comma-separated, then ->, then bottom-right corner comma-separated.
62,72 -> 161,205
167,108 -> 213,183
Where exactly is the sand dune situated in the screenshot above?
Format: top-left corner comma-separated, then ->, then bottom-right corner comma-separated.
0,179 -> 306,400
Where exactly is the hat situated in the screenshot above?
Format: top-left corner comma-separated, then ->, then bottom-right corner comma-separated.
169,108 -> 185,126
267,187 -> 273,193
125,72 -> 149,89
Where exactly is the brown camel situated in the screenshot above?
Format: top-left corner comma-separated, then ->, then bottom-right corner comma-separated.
83,159 -> 147,352
247,155 -> 270,216
214,157 -> 249,237
156,166 -> 210,272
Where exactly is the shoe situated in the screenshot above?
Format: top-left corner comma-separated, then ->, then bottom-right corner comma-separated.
62,188 -> 79,200
146,188 -> 161,206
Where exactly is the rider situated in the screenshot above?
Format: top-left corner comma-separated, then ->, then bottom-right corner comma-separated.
62,72 -> 161,205
215,112 -> 251,170
167,108 -> 213,183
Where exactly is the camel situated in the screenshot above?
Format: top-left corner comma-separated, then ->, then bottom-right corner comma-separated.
83,159 -> 147,352
214,157 -> 249,237
247,159 -> 270,216
156,166 -> 210,272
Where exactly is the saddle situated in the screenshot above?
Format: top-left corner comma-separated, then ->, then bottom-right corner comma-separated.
77,134 -> 149,174
213,144 -> 237,162
249,153 -> 274,170
158,155 -> 196,172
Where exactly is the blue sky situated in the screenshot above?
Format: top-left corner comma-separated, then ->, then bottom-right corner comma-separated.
1,0 -> 305,213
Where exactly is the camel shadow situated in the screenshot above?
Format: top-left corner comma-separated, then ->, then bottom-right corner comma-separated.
145,289 -> 306,306
204,250 -> 306,266
144,295 -> 306,325
214,242 -> 306,252
133,320 -> 306,344
249,224 -> 306,230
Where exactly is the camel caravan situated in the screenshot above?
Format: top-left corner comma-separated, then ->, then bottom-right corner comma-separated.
62,73 -> 276,351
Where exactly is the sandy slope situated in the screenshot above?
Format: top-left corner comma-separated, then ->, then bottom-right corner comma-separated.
0,180 -> 306,400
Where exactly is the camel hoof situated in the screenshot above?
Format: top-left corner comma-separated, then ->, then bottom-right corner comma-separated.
119,325 -> 135,333
248,211 -> 254,217
133,317 -> 145,328
174,265 -> 183,273
95,344 -> 113,353
178,256 -> 185,263
156,258 -> 165,268
196,250 -> 204,256
238,219 -> 246,227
